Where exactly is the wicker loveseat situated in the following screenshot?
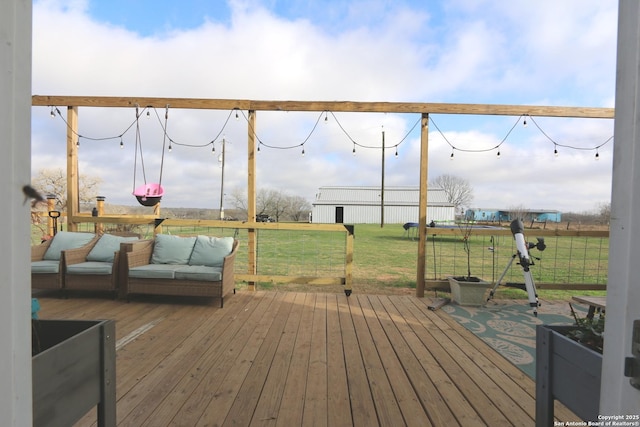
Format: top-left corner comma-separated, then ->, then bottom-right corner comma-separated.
122,234 -> 238,307
64,232 -> 141,297
31,231 -> 97,291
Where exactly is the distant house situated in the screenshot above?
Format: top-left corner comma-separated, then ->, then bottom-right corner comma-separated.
464,208 -> 562,223
311,186 -> 456,224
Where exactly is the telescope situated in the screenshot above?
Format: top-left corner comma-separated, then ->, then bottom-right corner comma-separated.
487,219 -> 542,316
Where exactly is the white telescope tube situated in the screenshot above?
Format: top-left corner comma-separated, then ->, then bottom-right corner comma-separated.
510,219 -> 530,268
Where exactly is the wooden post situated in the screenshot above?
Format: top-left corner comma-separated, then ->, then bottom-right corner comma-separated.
47,195 -> 56,236
95,196 -> 105,234
247,110 -> 257,291
66,106 -> 79,231
416,113 -> 429,297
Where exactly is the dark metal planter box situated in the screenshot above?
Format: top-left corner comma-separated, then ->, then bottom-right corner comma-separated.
32,319 -> 116,427
536,324 -> 602,426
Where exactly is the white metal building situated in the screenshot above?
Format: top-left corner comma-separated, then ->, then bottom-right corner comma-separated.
311,186 -> 455,224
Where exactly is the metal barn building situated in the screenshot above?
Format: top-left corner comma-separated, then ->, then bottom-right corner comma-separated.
311,186 -> 456,224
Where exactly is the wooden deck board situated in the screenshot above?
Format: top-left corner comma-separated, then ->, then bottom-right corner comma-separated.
32,291 -> 579,426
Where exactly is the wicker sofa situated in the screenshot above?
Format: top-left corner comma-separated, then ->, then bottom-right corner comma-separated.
63,232 -> 141,297
31,231 -> 97,291
122,234 -> 238,307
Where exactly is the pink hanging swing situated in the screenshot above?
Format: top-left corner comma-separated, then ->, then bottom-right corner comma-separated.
132,105 -> 168,207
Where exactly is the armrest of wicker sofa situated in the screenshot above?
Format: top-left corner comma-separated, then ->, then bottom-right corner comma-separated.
31,240 -> 52,262
63,236 -> 100,266
221,240 -> 239,299
124,240 -> 155,269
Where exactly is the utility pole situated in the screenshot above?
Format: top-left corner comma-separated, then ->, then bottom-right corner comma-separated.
381,128 -> 385,228
218,137 -> 226,220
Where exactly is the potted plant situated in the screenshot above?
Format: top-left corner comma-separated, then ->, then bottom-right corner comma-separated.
535,304 -> 603,425
31,301 -> 116,427
447,216 -> 491,306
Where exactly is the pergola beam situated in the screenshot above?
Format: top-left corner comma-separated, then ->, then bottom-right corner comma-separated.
32,95 -> 614,118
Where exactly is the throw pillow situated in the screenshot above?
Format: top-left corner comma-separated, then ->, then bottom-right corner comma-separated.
189,236 -> 234,267
151,234 -> 196,264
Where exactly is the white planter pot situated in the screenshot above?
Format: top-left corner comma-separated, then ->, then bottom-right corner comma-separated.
447,276 -> 491,306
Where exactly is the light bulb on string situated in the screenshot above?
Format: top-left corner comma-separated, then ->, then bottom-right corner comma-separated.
76,138 -> 80,147
324,112 -> 328,124
450,149 -> 454,160
168,143 -> 172,152
235,110 -> 239,121
523,118 -> 528,128
352,144 -> 356,156
301,147 -> 305,157
395,146 -> 398,157
496,149 -> 501,159
50,106 -> 56,118
120,137 -> 124,149
554,145 -> 558,157
146,109 -> 150,119
595,149 -> 600,160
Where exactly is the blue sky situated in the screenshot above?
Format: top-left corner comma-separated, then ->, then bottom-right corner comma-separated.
31,0 -> 617,213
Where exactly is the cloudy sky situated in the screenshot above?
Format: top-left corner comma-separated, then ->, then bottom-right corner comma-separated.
31,0 -> 618,214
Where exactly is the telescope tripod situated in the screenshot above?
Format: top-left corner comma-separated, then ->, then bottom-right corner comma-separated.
487,252 -> 540,316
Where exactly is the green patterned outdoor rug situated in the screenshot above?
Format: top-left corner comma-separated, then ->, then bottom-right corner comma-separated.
442,300 -> 588,379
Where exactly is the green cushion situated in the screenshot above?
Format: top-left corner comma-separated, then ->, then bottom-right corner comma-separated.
43,231 -> 95,261
151,234 -> 196,265
129,264 -> 182,279
31,260 -> 60,274
175,265 -> 223,281
66,261 -> 113,275
87,234 -> 138,263
188,236 -> 234,267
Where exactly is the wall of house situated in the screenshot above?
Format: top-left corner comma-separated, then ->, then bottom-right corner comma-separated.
311,204 -> 455,224
0,0 -> 33,425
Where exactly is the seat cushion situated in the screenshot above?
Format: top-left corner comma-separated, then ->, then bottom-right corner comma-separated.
175,265 -> 223,282
87,234 -> 139,262
189,236 -> 234,267
31,260 -> 60,274
43,231 -> 96,261
129,264 -> 183,279
66,261 -> 113,275
151,234 -> 197,265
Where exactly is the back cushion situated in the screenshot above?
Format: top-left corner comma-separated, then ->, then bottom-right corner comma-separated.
43,231 -> 96,261
151,234 -> 196,264
87,234 -> 139,263
189,236 -> 234,267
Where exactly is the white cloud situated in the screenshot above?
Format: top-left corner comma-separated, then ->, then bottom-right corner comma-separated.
31,0 -> 618,213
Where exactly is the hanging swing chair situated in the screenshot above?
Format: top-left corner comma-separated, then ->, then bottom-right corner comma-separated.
132,105 -> 169,207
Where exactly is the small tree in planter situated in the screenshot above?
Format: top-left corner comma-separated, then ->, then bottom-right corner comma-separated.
447,214 -> 491,305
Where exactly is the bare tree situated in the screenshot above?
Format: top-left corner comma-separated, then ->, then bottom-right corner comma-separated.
596,202 -> 611,225
287,195 -> 312,222
429,174 -> 474,211
507,204 -> 531,222
229,187 -> 311,221
31,168 -> 102,210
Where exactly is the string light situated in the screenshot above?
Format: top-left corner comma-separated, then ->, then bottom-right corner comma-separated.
523,115 -> 528,127
324,112 -> 328,124
395,146 -> 398,157
595,149 -> 600,160
235,109 -> 239,120
50,106 -> 56,118
168,143 -> 172,152
496,149 -> 501,158
352,144 -> 356,155
302,147 -> 305,156
120,137 -> 124,149
76,137 -> 80,147
450,149 -> 454,160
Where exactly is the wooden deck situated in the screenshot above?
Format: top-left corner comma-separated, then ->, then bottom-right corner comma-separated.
35,291 -> 578,426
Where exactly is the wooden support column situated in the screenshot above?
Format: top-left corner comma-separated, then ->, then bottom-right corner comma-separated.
66,106 -> 79,231
95,196 -> 105,233
247,110 -> 257,291
416,113 -> 429,297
